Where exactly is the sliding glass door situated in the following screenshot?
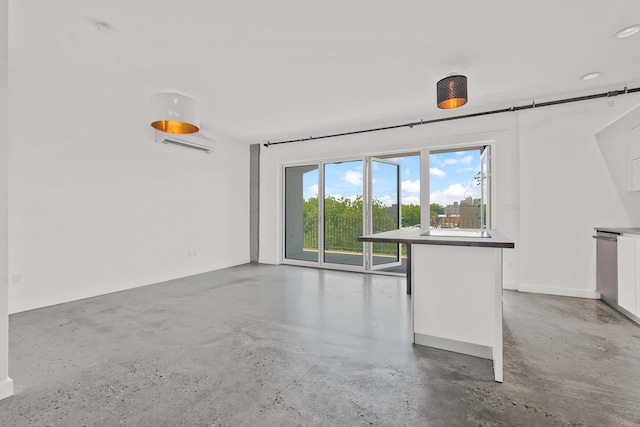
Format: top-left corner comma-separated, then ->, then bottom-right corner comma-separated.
323,160 -> 364,267
368,158 -> 401,269
284,156 -> 406,272
284,165 -> 319,262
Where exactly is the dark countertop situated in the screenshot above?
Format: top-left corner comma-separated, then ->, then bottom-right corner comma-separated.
359,228 -> 515,249
595,227 -> 640,236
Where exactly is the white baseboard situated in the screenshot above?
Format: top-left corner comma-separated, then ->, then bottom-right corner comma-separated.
9,260 -> 250,314
9,276 -> 188,314
503,281 -> 518,290
0,377 -> 14,401
414,333 -> 493,360
518,283 -> 599,299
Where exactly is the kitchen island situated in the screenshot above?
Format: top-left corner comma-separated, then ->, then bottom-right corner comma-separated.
359,228 -> 514,382
594,227 -> 640,325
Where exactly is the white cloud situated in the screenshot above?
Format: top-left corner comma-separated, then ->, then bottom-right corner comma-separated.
460,155 -> 474,165
443,158 -> 458,166
309,184 -> 318,197
430,183 -> 480,206
402,195 -> 421,205
375,195 -> 395,207
401,179 -> 420,193
430,168 -> 446,178
342,170 -> 362,186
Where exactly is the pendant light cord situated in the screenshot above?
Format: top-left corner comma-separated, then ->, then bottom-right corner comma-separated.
263,86 -> 640,147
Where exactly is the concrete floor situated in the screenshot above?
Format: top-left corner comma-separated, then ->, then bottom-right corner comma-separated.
1,263 -> 640,426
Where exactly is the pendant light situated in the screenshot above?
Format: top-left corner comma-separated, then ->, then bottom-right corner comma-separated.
437,74 -> 468,109
150,92 -> 200,134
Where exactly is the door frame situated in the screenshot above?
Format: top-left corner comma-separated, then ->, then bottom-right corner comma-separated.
364,157 -> 403,271
480,145 -> 491,230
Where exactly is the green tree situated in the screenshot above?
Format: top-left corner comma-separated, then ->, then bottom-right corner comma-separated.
400,203 -> 444,227
303,197 -> 318,218
401,204 -> 420,227
302,196 -> 399,254
322,196 -> 363,252
430,203 -> 444,215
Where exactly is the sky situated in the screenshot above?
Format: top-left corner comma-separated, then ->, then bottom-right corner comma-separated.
301,149 -> 482,207
426,150 -> 482,207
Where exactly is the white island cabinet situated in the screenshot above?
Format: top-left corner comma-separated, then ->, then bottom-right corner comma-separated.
412,244 -> 505,380
359,228 -> 514,382
618,234 -> 640,317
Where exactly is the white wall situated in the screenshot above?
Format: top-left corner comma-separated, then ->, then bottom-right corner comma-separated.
7,72 -> 250,314
260,113 -> 521,288
0,0 -> 13,401
518,96 -> 640,298
260,93 -> 640,298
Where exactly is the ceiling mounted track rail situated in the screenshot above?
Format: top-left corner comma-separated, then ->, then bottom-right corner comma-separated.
263,86 -> 640,147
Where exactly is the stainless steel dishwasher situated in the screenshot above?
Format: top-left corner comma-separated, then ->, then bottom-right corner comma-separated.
593,230 -> 620,305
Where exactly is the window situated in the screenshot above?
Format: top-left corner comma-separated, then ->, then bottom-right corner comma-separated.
429,146 -> 491,230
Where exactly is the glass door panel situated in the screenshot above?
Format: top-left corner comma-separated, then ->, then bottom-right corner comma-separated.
323,160 -> 363,266
284,165 -> 319,262
370,159 -> 401,268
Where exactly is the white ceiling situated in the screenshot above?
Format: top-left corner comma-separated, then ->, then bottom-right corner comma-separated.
9,0 -> 640,145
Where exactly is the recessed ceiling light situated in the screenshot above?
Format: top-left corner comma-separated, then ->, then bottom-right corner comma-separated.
614,24 -> 640,38
580,72 -> 601,81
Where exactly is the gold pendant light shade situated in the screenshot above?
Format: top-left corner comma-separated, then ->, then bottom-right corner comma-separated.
151,120 -> 199,134
437,74 -> 468,109
150,92 -> 200,134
